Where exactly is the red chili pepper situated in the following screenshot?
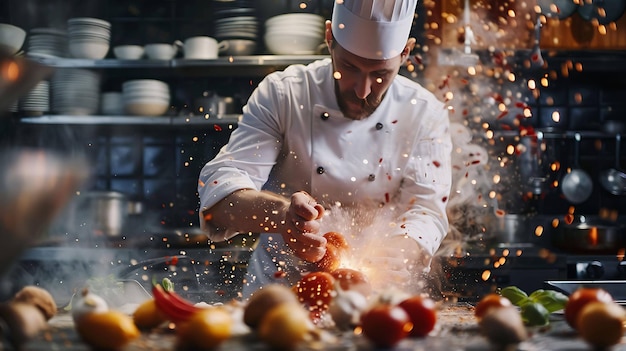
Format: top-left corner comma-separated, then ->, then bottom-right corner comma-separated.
152,284 -> 201,322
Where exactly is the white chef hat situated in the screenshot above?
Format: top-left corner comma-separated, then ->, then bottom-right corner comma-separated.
331,0 -> 418,60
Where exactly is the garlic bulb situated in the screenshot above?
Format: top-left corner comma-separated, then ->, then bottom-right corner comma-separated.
71,288 -> 109,323
328,287 -> 368,330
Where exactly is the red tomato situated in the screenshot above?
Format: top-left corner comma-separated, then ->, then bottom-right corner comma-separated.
360,304 -> 413,348
398,296 -> 437,337
323,232 -> 349,250
294,272 -> 335,313
474,294 -> 512,319
315,243 -> 341,272
564,287 -> 614,330
331,268 -> 371,296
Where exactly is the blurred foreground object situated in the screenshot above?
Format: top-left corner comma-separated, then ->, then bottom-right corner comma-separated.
0,47 -> 54,114
0,150 -> 88,276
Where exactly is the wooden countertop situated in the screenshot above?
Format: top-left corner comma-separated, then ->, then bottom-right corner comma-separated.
12,303 -> 626,350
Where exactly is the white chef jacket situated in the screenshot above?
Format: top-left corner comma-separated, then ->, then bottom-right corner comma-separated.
198,58 -> 452,294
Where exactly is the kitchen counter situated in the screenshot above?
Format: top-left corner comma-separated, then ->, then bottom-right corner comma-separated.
13,303 -> 625,350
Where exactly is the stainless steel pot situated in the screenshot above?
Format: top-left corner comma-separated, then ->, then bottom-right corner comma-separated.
551,216 -> 626,253
70,191 -> 141,238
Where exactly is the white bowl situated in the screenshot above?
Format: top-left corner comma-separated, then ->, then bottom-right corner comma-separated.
0,23 -> 26,55
69,40 -> 109,59
144,43 -> 178,60
265,13 -> 325,27
264,32 -> 323,55
124,101 -> 169,116
122,79 -> 169,91
113,45 -> 144,59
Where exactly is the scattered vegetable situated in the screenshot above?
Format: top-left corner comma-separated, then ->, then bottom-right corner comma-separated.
330,268 -> 372,297
0,301 -> 48,347
474,293 -> 512,320
479,305 -> 528,347
315,232 -> 349,272
398,295 -> 437,337
152,278 -> 202,323
577,300 -> 626,349
243,283 -> 299,329
71,288 -> 109,323
75,310 -> 140,349
257,302 -> 315,350
176,306 -> 233,350
327,285 -> 368,330
12,285 -> 57,321
500,286 -> 568,326
294,271 -> 335,316
564,287 -> 613,330
133,298 -> 167,329
360,303 -> 413,348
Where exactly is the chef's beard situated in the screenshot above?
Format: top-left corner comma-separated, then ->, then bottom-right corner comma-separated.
335,81 -> 383,120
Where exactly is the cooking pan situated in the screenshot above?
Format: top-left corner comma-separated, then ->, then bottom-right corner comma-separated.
551,215 -> 626,253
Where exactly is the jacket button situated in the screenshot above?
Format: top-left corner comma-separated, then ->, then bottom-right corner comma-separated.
375,122 -> 383,130
368,174 -> 376,181
317,166 -> 325,174
320,112 -> 330,120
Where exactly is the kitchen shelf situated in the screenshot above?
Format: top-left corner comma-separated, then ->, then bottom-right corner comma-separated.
19,114 -> 242,126
29,55 -> 329,69
489,129 -> 620,139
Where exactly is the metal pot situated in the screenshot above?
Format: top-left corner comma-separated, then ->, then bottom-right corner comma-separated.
551,216 -> 626,253
70,191 -> 142,238
487,214 -> 534,244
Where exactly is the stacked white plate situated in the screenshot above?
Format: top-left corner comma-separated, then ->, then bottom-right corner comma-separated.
122,79 -> 170,116
26,28 -> 68,58
19,80 -> 49,115
214,15 -> 259,42
264,13 -> 325,55
67,17 -> 111,59
51,68 -> 101,115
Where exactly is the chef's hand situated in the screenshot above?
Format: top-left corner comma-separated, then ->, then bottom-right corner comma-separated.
281,191 -> 326,263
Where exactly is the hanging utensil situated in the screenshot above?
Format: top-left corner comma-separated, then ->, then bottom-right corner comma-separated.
530,17 -> 545,68
599,134 -> 626,195
561,133 -> 593,204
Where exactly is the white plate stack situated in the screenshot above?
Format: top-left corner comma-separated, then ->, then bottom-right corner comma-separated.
122,79 -> 170,116
26,28 -> 68,58
264,13 -> 325,55
19,80 -> 50,116
67,17 -> 111,59
51,68 -> 101,115
213,0 -> 258,54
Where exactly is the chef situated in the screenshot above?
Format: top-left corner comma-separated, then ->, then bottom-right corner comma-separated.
198,0 -> 452,296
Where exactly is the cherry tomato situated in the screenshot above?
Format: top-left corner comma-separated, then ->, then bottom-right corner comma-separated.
360,304 -> 413,348
331,268 -> 371,296
398,295 -> 437,337
316,243 -> 341,272
294,272 -> 335,313
564,287 -> 613,330
474,294 -> 512,319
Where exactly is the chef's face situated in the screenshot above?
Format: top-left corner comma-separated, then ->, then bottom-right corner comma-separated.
326,23 -> 413,120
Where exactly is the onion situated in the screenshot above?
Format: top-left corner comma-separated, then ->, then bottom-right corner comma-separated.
71,288 -> 109,323
328,286 -> 368,330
